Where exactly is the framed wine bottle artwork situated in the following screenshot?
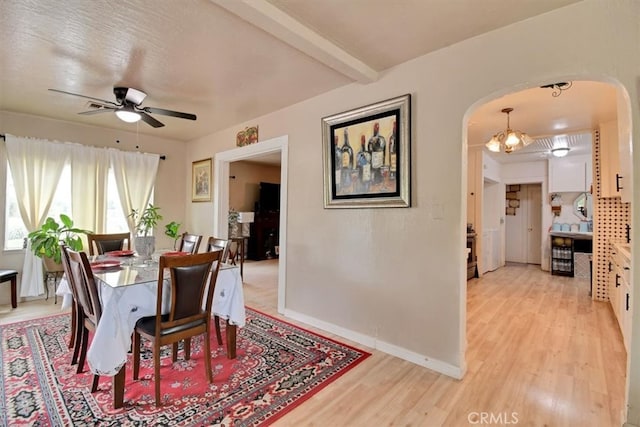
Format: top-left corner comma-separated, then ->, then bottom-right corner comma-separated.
322,94 -> 411,208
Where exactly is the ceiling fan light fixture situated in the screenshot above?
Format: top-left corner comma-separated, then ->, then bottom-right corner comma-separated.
551,147 -> 570,157
115,106 -> 141,123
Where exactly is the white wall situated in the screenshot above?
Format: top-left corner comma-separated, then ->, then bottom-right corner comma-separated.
228,161 -> 281,213
482,180 -> 504,273
186,1 -> 640,399
482,152 -> 501,183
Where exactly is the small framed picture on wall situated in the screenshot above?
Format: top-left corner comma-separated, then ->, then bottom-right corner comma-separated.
192,158 -> 212,202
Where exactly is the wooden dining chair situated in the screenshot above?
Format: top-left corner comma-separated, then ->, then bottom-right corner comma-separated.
132,250 -> 223,406
206,237 -> 230,263
64,247 -> 102,392
87,232 -> 130,256
59,244 -> 80,360
178,232 -> 202,254
205,237 -> 231,346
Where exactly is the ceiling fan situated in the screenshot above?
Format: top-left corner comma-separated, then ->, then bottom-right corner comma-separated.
48,87 -> 197,128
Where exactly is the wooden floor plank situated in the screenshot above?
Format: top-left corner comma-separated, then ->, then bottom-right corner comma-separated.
0,261 -> 626,426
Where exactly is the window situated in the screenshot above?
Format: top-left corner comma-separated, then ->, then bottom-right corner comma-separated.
4,164 -> 132,249
5,170 -> 28,250
106,169 -> 130,233
47,166 -> 72,223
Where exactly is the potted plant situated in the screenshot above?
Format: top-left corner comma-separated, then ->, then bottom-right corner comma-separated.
228,209 -> 239,238
129,204 -> 163,259
164,221 -> 182,250
28,214 -> 92,269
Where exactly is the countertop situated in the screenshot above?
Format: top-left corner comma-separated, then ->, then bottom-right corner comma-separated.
549,231 -> 593,240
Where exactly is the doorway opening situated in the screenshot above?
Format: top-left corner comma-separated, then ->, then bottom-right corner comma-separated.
213,135 -> 288,314
464,78 -> 633,418
505,183 -> 542,265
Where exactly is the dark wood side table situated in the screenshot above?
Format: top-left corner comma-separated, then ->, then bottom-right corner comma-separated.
0,270 -> 18,308
228,237 -> 245,279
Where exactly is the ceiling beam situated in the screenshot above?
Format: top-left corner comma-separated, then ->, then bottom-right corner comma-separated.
210,0 -> 378,83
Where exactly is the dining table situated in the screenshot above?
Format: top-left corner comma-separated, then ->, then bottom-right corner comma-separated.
56,252 -> 245,409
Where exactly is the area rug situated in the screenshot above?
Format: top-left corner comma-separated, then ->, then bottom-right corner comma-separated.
0,308 -> 370,426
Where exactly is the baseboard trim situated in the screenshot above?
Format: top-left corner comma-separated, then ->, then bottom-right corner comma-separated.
283,308 -> 465,379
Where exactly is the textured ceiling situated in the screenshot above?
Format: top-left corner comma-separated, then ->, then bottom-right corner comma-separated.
0,0 -> 587,143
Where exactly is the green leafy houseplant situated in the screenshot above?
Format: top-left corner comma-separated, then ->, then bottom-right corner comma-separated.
129,204 -> 163,237
164,221 -> 182,250
28,214 -> 92,265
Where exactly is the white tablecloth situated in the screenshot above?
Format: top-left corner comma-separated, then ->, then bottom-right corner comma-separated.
57,264 -> 245,376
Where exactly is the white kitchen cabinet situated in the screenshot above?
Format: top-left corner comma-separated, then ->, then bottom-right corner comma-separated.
610,242 -> 632,353
617,106 -> 633,204
599,118 -> 632,202
599,120 -> 621,198
548,154 -> 592,193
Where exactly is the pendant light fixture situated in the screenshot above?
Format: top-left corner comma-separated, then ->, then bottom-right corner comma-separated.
485,107 -> 533,154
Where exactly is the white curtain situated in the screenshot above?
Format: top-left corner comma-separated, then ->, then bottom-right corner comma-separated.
109,149 -> 160,243
70,143 -> 110,234
5,135 -> 69,297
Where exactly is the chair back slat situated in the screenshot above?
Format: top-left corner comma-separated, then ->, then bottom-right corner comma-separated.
87,233 -> 130,255
156,251 -> 222,328
178,233 -> 203,254
206,237 -> 230,263
66,248 -> 102,324
60,243 -> 80,302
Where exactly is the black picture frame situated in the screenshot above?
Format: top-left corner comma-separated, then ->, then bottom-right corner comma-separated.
322,94 -> 411,208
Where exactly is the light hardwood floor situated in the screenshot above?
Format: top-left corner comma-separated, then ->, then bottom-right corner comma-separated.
0,261 -> 626,426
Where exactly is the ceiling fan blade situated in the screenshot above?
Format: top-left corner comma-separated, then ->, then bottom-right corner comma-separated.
141,106 -> 196,121
139,111 -> 165,128
78,107 -> 117,116
49,88 -> 119,106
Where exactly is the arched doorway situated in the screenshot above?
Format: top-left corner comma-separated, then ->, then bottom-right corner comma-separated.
464,78 -> 633,417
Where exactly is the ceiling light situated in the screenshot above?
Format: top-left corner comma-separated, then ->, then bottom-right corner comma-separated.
115,105 -> 141,123
551,147 -> 570,157
485,108 -> 533,154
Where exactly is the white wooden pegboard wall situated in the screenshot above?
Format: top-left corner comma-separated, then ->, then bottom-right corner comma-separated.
592,129 -> 631,302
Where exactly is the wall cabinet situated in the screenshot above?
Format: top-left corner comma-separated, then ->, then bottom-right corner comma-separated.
548,154 -> 592,193
599,120 -> 621,198
610,242 -> 632,352
600,119 -> 632,202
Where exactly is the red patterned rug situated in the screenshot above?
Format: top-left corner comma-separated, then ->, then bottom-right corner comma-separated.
0,307 -> 370,426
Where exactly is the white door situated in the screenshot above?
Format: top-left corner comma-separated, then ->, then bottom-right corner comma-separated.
505,184 -> 542,265
526,185 -> 542,265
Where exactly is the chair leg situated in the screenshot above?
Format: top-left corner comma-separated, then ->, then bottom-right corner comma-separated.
133,332 -> 141,380
154,342 -> 161,407
184,338 -> 191,360
226,321 -> 237,359
68,302 -> 76,349
90,374 -> 100,393
204,330 -> 213,383
76,327 -> 89,374
71,308 -> 83,365
214,315 -> 223,345
172,342 -> 179,362
10,275 -> 17,309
